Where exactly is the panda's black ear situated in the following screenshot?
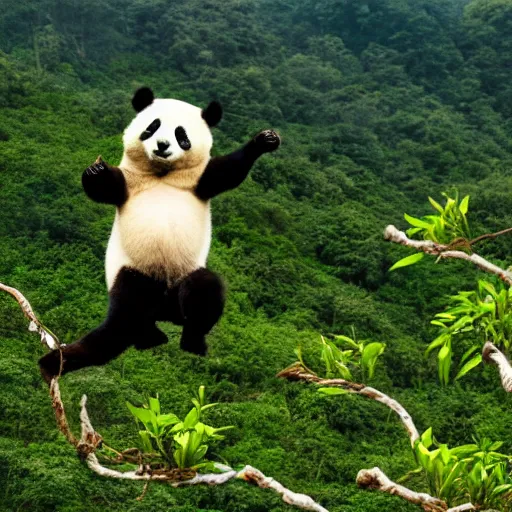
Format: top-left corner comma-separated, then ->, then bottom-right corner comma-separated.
202,101 -> 222,127
132,87 -> 154,113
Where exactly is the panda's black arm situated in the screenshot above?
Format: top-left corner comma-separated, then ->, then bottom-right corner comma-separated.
195,130 -> 280,200
82,158 -> 128,207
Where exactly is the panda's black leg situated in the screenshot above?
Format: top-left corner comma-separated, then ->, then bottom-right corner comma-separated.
176,268 -> 225,356
38,322 -> 136,384
38,267 -> 167,383
107,267 -> 168,351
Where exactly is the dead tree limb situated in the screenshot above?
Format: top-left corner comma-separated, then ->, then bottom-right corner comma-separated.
0,282 -> 61,349
483,342 -> 512,392
357,467 -> 475,512
278,363 -> 419,446
384,225 -> 512,286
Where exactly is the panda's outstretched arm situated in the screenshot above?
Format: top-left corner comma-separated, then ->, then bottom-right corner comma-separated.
82,158 -> 128,207
195,130 -> 280,200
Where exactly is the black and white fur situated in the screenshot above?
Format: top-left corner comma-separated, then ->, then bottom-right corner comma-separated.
39,87 -> 280,382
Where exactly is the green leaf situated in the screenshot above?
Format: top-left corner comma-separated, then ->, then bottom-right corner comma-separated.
126,402 -> 153,430
454,354 -> 482,380
406,227 -> 423,237
200,403 -> 219,412
157,413 -> 180,428
148,397 -> 160,415
426,333 -> 449,355
138,430 -> 154,453
183,408 -> 199,430
460,345 -> 480,365
169,421 -> 184,434
404,213 -> 432,229
478,279 -> 498,299
438,343 -> 452,385
198,386 -> 205,407
334,361 -> 353,380
429,196 -> 444,214
317,387 -> 349,396
361,342 -> 385,379
173,447 -> 183,467
192,444 -> 208,464
459,195 -> 470,215
389,252 -> 424,271
333,334 -> 359,350
421,427 -> 433,449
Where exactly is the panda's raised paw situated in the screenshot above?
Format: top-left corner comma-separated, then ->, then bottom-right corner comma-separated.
84,160 -> 108,176
254,129 -> 281,153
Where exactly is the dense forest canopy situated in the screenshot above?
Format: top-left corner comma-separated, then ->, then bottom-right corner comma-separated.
1,0 -> 512,510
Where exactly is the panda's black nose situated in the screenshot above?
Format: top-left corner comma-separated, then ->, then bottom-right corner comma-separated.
157,140 -> 170,151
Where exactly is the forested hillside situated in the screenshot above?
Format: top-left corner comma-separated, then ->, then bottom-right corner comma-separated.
1,0 -> 512,510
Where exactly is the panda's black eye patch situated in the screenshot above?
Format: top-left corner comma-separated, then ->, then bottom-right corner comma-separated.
140,118 -> 161,141
175,126 -> 191,150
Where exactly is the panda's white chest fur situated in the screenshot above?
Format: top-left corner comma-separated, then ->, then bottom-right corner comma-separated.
106,183 -> 211,288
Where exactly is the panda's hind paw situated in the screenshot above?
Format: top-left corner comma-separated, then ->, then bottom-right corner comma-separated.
255,129 -> 281,153
180,329 -> 208,356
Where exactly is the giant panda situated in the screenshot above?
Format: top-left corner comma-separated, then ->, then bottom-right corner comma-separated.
39,87 -> 280,382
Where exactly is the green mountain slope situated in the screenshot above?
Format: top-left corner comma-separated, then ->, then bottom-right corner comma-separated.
1,0 -> 512,510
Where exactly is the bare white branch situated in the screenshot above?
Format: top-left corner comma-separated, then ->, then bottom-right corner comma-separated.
384,225 -> 512,286
84,453 -> 329,511
357,467 -> 475,512
483,342 -> 512,392
447,504 -> 478,512
278,364 -> 419,446
77,392 -> 328,510
237,466 -> 329,512
0,281 -> 60,349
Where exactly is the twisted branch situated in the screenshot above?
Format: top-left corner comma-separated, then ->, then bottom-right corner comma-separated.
357,467 -> 475,512
277,363 -> 419,446
0,282 -> 60,349
482,342 -> 512,392
384,225 -> 512,286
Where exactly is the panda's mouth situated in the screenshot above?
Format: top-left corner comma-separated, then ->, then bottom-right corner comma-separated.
153,149 -> 173,159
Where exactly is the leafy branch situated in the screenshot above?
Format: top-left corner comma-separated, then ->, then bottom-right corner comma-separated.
385,224 -> 512,286
385,192 -> 512,386
279,359 -> 512,511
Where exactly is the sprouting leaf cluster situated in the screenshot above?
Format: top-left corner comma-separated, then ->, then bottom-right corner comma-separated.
126,387 -> 233,471
390,193 -> 471,271
411,428 -> 512,510
298,332 -> 385,383
428,280 -> 512,384
406,193 -> 471,244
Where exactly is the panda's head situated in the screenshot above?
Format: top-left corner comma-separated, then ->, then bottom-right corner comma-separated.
122,87 -> 222,177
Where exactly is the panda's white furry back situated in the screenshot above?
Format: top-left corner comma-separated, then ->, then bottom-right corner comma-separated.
106,98 -> 214,288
